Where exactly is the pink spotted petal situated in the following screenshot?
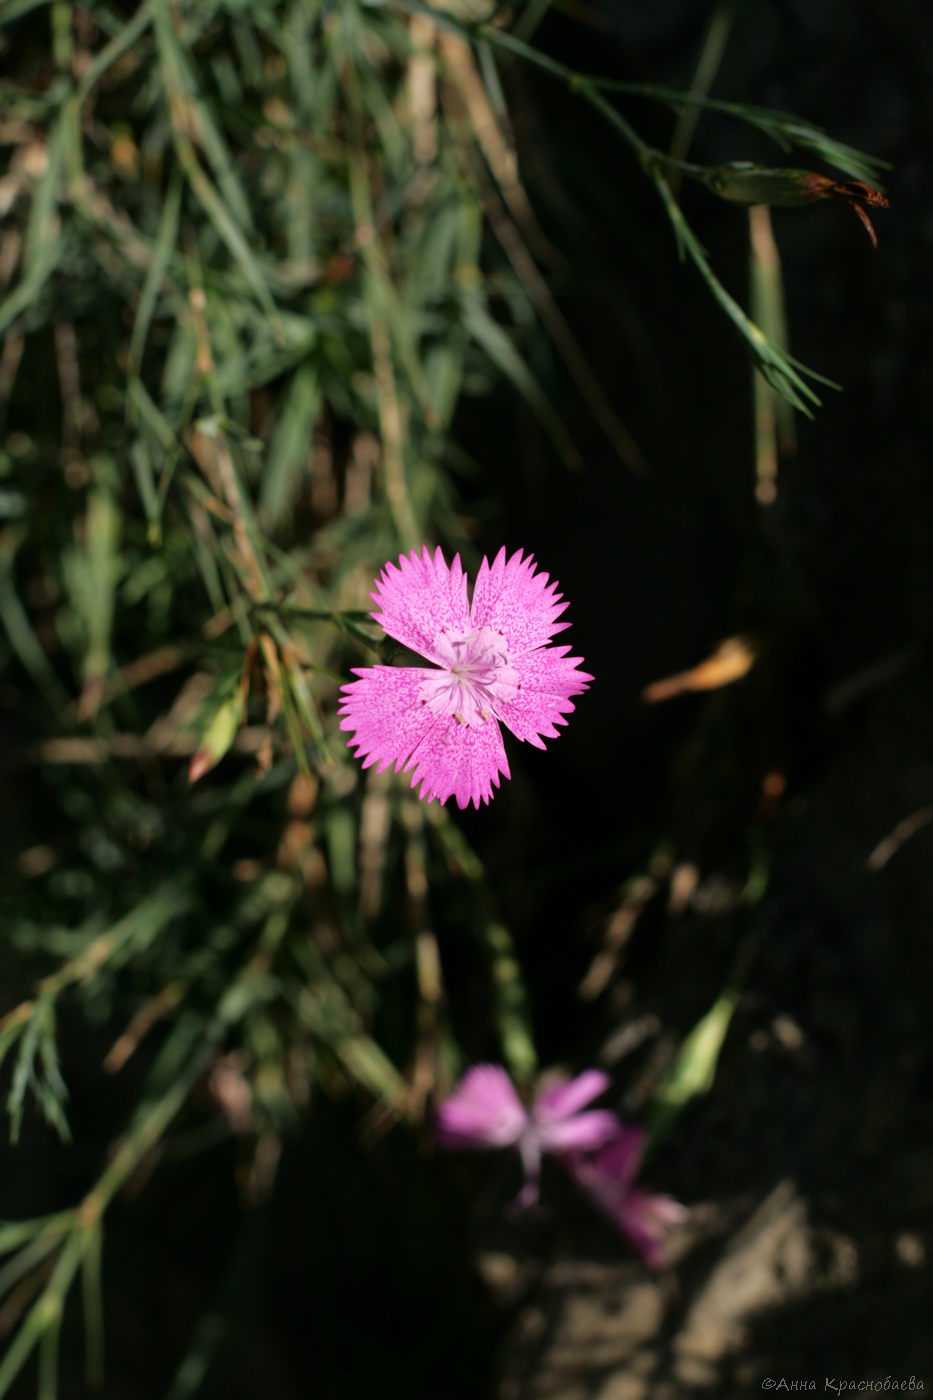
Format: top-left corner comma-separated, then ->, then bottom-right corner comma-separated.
497,646 -> 593,749
370,546 -> 470,663
435,1065 -> 528,1149
533,1070 -> 612,1123
407,714 -> 510,810
470,548 -> 570,656
339,665 -> 442,775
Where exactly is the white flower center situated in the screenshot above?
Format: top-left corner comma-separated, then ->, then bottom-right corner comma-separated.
419,627 -> 521,727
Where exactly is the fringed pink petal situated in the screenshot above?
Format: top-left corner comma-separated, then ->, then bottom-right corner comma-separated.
470,547 -> 570,656
406,714 -> 510,810
338,665 -> 441,775
496,645 -> 593,748
370,546 -> 470,662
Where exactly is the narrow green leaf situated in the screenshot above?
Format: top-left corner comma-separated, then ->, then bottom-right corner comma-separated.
484,920 -> 536,1085
0,112 -> 65,337
79,472 -> 122,692
165,1312 -> 225,1400
70,1 -> 154,112
0,1234 -> 81,1399
650,168 -> 834,415
645,986 -> 740,1149
336,1034 -> 406,1103
462,294 -> 581,467
128,169 -> 183,384
36,1299 -> 61,1400
79,1219 -> 105,1388
0,0 -> 56,24
0,1217 -> 72,1259
260,362 -> 320,531
0,1234 -> 62,1308
188,686 -> 244,784
152,0 -> 279,327
0,527 -> 70,711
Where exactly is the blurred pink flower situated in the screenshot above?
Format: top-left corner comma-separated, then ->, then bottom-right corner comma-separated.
435,1064 -> 618,1207
562,1125 -> 688,1268
339,546 -> 592,809
436,1066 -> 686,1267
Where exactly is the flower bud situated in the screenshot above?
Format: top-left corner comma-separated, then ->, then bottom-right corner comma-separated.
704,163 -> 889,245
188,687 -> 244,783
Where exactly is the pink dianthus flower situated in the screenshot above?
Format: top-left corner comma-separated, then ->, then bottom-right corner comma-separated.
434,1064 -> 619,1208
435,1065 -> 687,1268
339,546 -> 592,808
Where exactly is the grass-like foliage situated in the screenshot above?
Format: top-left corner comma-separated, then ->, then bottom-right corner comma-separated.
0,1 -> 888,1394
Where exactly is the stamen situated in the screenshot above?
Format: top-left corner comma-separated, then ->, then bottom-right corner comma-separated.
421,627 -> 521,728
